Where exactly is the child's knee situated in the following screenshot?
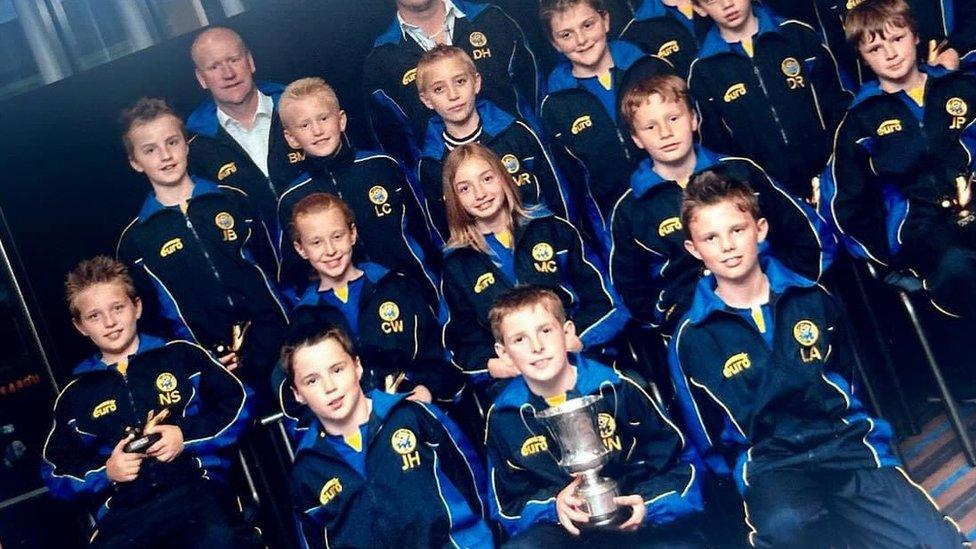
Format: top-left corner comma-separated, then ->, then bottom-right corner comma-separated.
753,506 -> 817,547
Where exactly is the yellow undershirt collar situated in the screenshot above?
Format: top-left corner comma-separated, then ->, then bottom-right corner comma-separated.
906,85 -> 925,107
545,393 -> 568,407
495,229 -> 513,249
344,431 -> 363,452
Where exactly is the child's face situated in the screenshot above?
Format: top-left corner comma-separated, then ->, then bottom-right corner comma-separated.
72,282 -> 142,359
291,338 -> 365,427
694,0 -> 753,33
281,94 -> 347,158
684,200 -> 768,283
549,3 -> 611,72
494,305 -> 575,390
127,115 -> 190,188
419,57 -> 482,126
453,157 -> 508,225
630,94 -> 698,166
857,24 -> 919,86
294,207 -> 358,283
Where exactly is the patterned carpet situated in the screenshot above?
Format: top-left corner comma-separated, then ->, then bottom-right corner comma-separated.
900,411 -> 976,540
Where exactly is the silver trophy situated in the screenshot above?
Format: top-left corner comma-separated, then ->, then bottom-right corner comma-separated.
535,395 -> 621,528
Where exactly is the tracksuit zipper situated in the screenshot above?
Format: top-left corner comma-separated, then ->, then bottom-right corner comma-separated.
749,51 -> 790,147
182,202 -> 236,310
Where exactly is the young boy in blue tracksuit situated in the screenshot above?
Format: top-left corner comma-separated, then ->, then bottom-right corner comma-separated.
821,0 -> 976,317
116,98 -> 288,413
539,0 -> 674,253
610,73 -> 832,334
814,0 -> 976,92
669,172 -> 965,548
416,45 -> 572,244
275,77 -> 439,305
688,0 -> 851,201
364,0 -> 542,167
42,257 -> 258,548
485,286 -> 704,547
493,0 -> 637,74
271,192 -> 463,439
284,324 -> 493,548
620,0 -> 711,77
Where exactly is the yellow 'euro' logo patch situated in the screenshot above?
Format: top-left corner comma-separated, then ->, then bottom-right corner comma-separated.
658,40 -> 679,57
319,478 -> 342,506
160,238 -> 183,257
658,217 -> 682,237
571,115 -> 593,135
876,119 -> 902,136
474,272 -> 495,293
92,399 -> 117,418
724,83 -> 747,102
723,352 -> 751,378
217,162 -> 236,181
402,68 -> 418,86
521,435 -> 548,457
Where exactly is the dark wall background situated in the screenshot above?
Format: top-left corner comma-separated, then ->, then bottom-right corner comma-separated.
0,0 -> 398,386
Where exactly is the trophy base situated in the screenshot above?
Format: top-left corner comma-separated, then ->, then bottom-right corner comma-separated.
586,508 -> 625,529
577,476 -> 623,530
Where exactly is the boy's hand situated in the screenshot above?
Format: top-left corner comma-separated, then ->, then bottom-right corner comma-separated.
566,333 -> 583,353
487,358 -> 519,379
145,424 -> 184,462
613,494 -> 646,532
218,351 -> 240,372
556,476 -> 588,536
928,40 -> 961,70
144,410 -> 184,462
808,177 -> 821,209
106,435 -> 144,483
407,385 -> 433,402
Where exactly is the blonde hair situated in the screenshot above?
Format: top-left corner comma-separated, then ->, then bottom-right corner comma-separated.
279,77 -> 342,125
290,192 -> 356,242
416,45 -> 478,93
65,256 -> 138,320
620,73 -> 693,132
844,0 -> 918,46
442,143 -> 532,254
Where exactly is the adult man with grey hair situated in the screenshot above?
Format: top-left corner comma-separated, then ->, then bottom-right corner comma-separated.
186,26 -> 304,244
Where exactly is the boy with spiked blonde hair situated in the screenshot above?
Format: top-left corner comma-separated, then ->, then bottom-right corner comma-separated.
276,76 -> 439,305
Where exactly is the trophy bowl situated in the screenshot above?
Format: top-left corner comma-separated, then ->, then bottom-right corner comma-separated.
535,395 -> 622,528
